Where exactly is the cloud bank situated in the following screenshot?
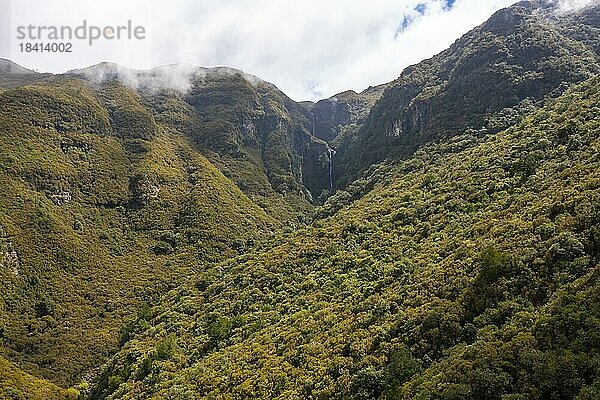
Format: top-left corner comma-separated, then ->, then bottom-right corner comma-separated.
69,62 -> 265,94
555,0 -> 600,13
1,0 -> 597,100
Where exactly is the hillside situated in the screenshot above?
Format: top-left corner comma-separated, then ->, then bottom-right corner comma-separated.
309,85 -> 387,144
69,63 -> 334,210
91,74 -> 600,399
335,1 -> 600,187
0,55 -> 357,386
0,1 -> 599,399
0,356 -> 73,399
0,59 -> 49,90
0,77 -> 277,385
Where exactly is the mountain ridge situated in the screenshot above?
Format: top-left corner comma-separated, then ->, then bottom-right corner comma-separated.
334,0 -> 600,187
0,1 -> 599,398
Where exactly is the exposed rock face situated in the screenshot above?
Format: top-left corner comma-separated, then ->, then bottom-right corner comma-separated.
179,71 -> 335,201
336,2 -> 600,186
0,226 -> 19,276
49,190 -> 72,206
311,95 -> 354,143
310,86 -> 387,143
296,135 -> 331,201
129,174 -> 160,208
387,120 -> 402,137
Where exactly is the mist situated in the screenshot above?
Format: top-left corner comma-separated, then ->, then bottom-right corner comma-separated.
69,62 -> 267,95
2,0 -> 598,100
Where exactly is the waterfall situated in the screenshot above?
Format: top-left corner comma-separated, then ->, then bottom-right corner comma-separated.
327,145 -> 336,191
312,111 -> 335,191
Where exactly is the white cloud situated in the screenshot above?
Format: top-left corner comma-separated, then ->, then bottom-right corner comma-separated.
1,0 -> 595,100
556,0 -> 600,13
69,62 -> 265,94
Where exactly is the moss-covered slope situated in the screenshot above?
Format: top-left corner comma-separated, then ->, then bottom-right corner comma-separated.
0,356 -> 73,399
91,73 -> 600,400
336,2 -> 600,187
0,78 -> 276,386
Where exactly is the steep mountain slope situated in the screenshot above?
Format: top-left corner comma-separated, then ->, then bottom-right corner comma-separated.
309,85 -> 387,144
90,73 -> 599,399
181,68 -> 330,205
553,1 -> 600,65
0,77 -> 276,386
0,356 -> 73,399
0,59 -> 48,90
1,1 -> 599,398
0,58 -> 348,387
335,1 -> 600,187
70,63 -> 334,212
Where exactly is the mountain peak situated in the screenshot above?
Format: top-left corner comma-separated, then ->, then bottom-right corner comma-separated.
0,59 -> 36,75
515,0 -> 600,14
65,62 -> 267,93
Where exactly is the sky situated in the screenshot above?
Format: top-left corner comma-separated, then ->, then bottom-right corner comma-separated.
0,0 -> 596,101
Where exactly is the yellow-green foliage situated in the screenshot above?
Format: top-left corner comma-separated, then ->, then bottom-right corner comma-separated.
0,78 -> 278,386
0,356 -> 73,399
92,77 -> 600,399
182,72 -> 323,214
2,5 -> 600,396
97,81 -> 158,141
142,74 -> 317,224
338,5 -> 600,186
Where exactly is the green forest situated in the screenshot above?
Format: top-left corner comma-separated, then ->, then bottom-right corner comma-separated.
0,1 -> 599,399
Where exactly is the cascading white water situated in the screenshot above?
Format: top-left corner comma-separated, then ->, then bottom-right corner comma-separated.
311,111 -> 335,191
327,146 -> 336,191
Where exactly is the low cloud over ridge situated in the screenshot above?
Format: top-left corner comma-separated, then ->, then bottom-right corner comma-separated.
2,0 -> 598,100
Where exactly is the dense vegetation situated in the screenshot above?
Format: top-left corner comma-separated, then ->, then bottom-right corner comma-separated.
0,356 -> 73,399
0,77 -> 277,387
0,1 -> 599,399
336,1 -> 600,187
90,74 -> 600,400
70,63 -> 334,211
